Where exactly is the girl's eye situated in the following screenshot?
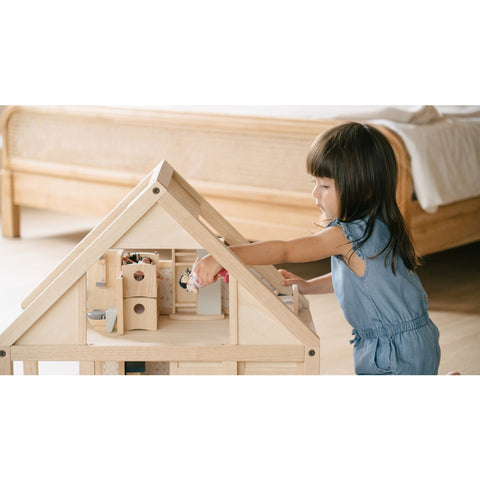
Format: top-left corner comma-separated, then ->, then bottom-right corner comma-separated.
320,185 -> 329,189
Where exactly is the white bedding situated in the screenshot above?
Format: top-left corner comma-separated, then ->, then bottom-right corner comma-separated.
372,116 -> 480,212
157,105 -> 480,212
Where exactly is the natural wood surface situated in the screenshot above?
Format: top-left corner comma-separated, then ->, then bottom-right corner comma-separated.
11,344 -> 305,363
20,167 -> 158,309
2,105 -> 478,256
158,174 -> 319,347
0,178 -> 164,347
0,160 -> 320,375
411,197 -> 480,255
1,208 -> 478,374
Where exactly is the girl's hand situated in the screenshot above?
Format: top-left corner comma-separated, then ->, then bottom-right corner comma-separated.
278,269 -> 309,295
192,255 -> 223,287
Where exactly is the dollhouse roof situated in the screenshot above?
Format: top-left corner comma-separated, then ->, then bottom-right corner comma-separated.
0,161 -> 318,347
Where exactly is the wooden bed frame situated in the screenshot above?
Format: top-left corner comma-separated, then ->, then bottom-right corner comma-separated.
1,105 -> 479,255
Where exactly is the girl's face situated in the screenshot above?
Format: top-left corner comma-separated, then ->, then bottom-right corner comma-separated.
312,177 -> 340,219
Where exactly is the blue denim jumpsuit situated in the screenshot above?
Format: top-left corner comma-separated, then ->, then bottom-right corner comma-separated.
328,217 -> 441,375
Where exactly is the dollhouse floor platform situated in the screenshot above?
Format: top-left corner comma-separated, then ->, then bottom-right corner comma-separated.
87,316 -> 229,346
87,308 -> 315,347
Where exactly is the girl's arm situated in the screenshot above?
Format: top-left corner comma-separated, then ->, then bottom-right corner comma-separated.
279,269 -> 334,295
193,226 -> 347,286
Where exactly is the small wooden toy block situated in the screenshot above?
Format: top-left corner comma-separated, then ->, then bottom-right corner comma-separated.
0,161 -> 320,375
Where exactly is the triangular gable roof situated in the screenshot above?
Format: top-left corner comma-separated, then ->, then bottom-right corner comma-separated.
0,161 -> 318,347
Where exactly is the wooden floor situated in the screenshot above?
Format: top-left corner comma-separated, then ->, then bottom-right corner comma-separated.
1,207 -> 479,374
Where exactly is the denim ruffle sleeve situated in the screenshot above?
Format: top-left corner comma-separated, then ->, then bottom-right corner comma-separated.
326,218 -> 368,259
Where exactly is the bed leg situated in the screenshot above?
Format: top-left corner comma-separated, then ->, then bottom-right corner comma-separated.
1,169 -> 20,237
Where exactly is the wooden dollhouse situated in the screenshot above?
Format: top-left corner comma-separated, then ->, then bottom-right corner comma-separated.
0,161 -> 320,375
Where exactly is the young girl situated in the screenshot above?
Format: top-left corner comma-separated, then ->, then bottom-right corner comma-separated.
193,122 -> 441,375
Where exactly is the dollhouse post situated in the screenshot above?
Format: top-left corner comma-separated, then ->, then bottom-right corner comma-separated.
0,347 -> 13,375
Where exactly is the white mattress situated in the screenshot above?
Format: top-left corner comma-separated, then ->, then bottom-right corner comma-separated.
157,105 -> 480,212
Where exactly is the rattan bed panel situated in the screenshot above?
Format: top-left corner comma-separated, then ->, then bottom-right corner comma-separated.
7,109 -> 316,193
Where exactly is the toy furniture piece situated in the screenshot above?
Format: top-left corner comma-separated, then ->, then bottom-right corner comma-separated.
1,106 -> 480,256
121,261 -> 158,331
0,161 -> 320,375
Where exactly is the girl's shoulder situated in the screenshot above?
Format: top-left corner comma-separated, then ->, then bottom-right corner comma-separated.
326,217 -> 369,244
326,216 -> 390,257
327,216 -> 389,236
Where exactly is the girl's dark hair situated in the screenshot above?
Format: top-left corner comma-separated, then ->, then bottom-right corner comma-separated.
306,121 -> 420,273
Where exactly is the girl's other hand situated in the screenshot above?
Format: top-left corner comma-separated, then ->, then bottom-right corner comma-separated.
192,255 -> 223,287
278,269 -> 309,294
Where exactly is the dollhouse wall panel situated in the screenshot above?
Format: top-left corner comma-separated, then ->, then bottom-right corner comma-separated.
238,361 -> 301,375
87,249 -> 123,310
16,277 -> 86,345
237,285 -> 303,346
157,267 -> 173,313
170,361 -> 224,375
114,203 -> 202,250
